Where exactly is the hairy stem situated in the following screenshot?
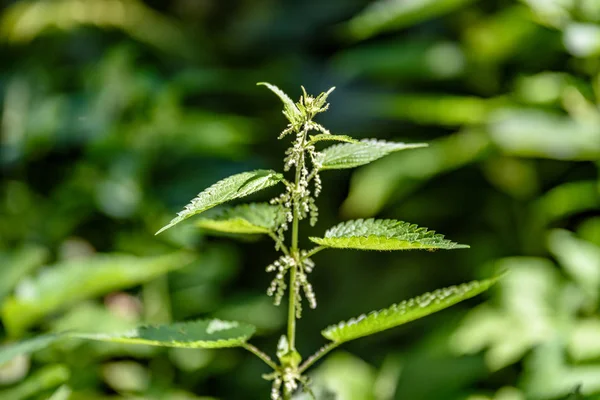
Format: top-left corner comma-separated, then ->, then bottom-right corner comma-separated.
288,139 -> 303,352
242,343 -> 279,370
268,232 -> 290,256
299,342 -> 339,373
303,246 -> 325,259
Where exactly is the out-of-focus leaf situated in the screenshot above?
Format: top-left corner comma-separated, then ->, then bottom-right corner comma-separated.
332,39 -> 465,81
213,296 -> 285,333
48,385 -> 72,400
0,246 -> 48,303
156,170 -> 284,235
197,203 -> 286,235
345,0 -> 476,40
51,302 -> 154,359
102,361 -> 149,393
2,252 -> 194,336
465,6 -> 540,64
452,258 -> 559,371
318,140 -> 427,171
310,219 -> 468,251
488,109 -> 600,160
523,341 -> 600,398
375,94 -> 502,126
578,217 -> 600,247
482,157 -> 539,199
0,365 -> 69,400
294,352 -> 376,400
563,23 -> 600,58
0,334 -> 60,366
323,277 -> 497,343
0,0 -> 193,56
341,130 -> 490,217
569,320 -> 600,362
548,229 -> 600,302
514,72 -> 568,105
534,181 -> 600,224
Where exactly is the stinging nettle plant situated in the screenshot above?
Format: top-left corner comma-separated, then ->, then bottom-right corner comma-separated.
0,83 -> 499,399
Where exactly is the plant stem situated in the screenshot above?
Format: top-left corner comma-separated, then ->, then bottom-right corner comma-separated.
242,343 -> 279,370
288,143 -> 303,352
303,246 -> 325,259
299,342 -> 338,373
268,232 -> 290,256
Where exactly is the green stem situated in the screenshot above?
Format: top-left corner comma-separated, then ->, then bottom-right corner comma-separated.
299,342 -> 339,373
288,148 -> 303,351
303,246 -> 325,259
268,232 -> 290,256
242,343 -> 279,370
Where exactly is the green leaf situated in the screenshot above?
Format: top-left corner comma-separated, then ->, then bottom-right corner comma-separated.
197,203 -> 286,234
308,134 -> 359,145
48,385 -> 72,400
0,319 -> 256,365
156,170 -> 284,235
346,0 -> 476,41
0,364 -> 70,400
2,252 -> 194,336
73,319 -> 256,349
0,246 -> 49,303
322,277 -> 499,343
0,334 -> 61,365
310,219 -> 469,251
340,130 -> 490,218
318,140 -> 427,170
257,82 -> 302,124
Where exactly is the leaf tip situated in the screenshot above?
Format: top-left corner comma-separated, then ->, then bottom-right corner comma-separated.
155,224 -> 171,236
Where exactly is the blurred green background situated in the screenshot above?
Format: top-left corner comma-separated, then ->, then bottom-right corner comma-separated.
1,0 -> 599,399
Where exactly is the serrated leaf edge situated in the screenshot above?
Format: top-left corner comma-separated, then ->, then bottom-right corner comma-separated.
309,218 -> 469,251
156,170 -> 283,235
319,139 -> 428,170
322,277 -> 499,343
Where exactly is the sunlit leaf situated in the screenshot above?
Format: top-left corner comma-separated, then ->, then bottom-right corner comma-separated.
257,82 -> 302,124
375,94 -> 500,126
548,229 -> 600,301
0,334 -> 61,366
346,0 -> 476,41
2,252 -> 194,336
308,134 -> 359,145
197,203 -> 286,234
0,364 -> 69,400
310,219 -> 468,251
0,0 -> 192,56
0,319 -> 255,366
318,140 -> 427,171
156,170 -> 284,235
48,385 -> 72,400
0,246 -> 48,303
489,109 -> 600,160
73,319 -> 256,349
322,277 -> 498,343
332,39 -> 466,82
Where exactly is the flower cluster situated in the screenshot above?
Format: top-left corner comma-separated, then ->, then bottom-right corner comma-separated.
266,252 -> 317,317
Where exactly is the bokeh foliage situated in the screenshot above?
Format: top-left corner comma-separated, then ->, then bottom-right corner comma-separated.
0,0 -> 599,399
